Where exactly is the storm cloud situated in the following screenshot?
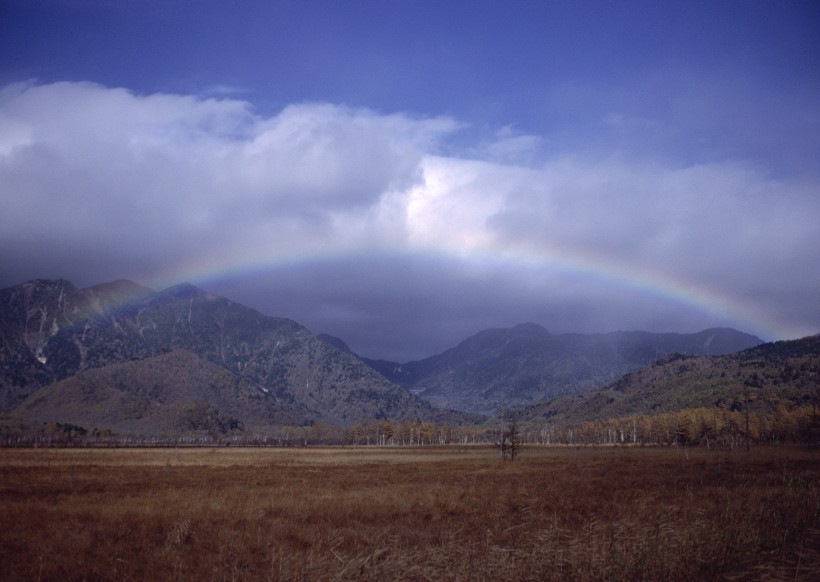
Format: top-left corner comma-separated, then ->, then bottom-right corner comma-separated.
1,80 -> 818,360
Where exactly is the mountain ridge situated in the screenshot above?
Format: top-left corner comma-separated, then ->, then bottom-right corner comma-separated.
360,323 -> 764,413
516,334 -> 820,428
1,277 -> 774,436
0,278 -> 438,430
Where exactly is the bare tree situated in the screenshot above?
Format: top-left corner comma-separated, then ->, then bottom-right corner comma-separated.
497,409 -> 522,461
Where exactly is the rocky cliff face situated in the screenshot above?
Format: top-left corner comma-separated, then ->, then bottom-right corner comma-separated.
0,279 -> 89,409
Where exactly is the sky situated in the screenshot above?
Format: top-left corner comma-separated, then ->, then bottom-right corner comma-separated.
1,0 -> 818,361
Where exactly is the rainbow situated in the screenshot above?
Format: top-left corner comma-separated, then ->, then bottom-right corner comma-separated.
142,239 -> 806,343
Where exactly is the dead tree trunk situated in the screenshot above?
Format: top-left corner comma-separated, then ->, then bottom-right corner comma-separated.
498,412 -> 521,461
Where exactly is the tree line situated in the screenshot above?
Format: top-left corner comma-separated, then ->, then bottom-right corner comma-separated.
2,404 -> 817,448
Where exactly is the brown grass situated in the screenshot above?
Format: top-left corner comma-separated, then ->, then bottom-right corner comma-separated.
1,446 -> 818,581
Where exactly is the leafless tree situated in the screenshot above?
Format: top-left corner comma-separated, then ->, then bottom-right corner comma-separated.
497,409 -> 522,461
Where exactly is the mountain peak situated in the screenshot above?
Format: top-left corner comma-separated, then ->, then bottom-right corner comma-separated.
85,279 -> 152,295
12,278 -> 77,293
317,333 -> 353,353
690,327 -> 764,354
158,282 -> 208,299
4,278 -> 85,315
507,322 -> 550,338
84,279 -> 153,310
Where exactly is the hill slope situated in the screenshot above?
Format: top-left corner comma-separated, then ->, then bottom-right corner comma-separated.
13,349 -> 313,436
520,334 -> 820,426
363,323 -> 764,413
0,279 -> 436,431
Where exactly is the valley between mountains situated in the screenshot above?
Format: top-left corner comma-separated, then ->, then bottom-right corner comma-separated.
1,278 -> 817,443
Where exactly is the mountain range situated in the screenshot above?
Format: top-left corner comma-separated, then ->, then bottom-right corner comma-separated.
359,323 -> 763,413
0,278 -> 771,437
0,278 -> 437,435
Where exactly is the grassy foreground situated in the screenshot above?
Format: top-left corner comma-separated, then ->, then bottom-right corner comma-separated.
0,446 -> 818,581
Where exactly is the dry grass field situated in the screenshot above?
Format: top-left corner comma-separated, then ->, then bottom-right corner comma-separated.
0,445 -> 818,581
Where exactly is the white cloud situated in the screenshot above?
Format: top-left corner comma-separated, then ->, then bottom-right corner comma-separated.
236,103 -> 453,213
1,81 -> 818,345
0,81 -> 457,260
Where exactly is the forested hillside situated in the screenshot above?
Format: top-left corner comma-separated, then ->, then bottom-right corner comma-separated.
515,335 -> 820,446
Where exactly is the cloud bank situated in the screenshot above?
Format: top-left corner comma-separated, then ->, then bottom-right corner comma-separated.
1,81 -> 817,359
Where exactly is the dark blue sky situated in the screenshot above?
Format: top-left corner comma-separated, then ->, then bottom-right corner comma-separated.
4,1 -> 816,130
2,1 -> 818,359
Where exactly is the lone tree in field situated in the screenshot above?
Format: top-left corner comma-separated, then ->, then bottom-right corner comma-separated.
497,410 -> 522,461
